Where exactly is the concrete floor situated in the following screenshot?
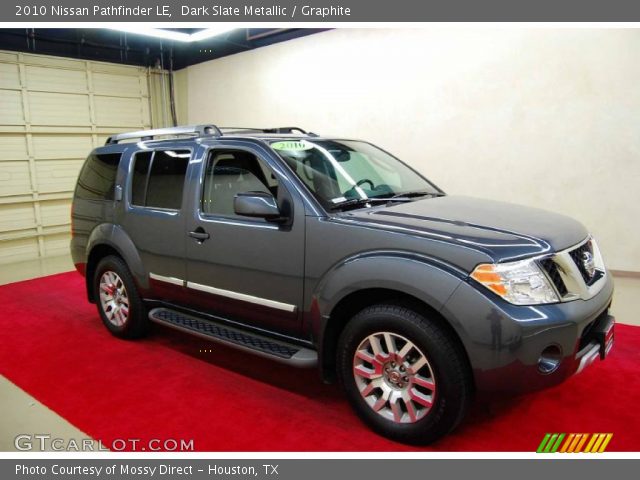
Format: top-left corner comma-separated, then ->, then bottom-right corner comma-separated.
0,254 -> 637,450
0,376 -> 88,451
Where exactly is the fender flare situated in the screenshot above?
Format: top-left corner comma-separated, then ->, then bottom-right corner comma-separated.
86,223 -> 148,295
308,250 -> 467,377
313,250 -> 465,318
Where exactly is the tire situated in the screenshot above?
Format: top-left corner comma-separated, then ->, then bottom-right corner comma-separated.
337,303 -> 472,445
93,255 -> 149,339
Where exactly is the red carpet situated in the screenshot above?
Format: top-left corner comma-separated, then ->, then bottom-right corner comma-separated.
1,271 -> 638,451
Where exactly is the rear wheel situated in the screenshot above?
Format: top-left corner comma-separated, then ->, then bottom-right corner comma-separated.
337,303 -> 472,444
94,255 -> 148,339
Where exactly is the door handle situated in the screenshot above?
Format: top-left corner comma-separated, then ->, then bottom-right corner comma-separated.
188,227 -> 210,241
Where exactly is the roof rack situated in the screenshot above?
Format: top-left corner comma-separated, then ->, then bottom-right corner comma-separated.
105,125 -> 222,145
104,124 -> 316,145
219,126 -> 315,135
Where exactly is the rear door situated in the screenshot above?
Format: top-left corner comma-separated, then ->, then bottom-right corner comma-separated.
183,142 -> 306,337
120,146 -> 191,304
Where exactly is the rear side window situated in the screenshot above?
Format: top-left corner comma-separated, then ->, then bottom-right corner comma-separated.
130,149 -> 190,210
75,153 -> 122,200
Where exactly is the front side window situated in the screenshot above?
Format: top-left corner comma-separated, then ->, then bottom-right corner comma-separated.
202,149 -> 276,217
270,140 -> 440,210
130,149 -> 190,210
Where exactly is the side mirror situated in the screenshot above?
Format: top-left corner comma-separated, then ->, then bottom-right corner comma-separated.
234,191 -> 284,221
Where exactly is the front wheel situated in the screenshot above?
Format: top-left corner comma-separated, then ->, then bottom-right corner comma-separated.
337,303 -> 472,444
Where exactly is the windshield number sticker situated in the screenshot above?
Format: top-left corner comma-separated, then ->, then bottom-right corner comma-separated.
271,141 -> 313,151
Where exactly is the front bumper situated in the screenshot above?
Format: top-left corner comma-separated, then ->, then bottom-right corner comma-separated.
575,313 -> 615,374
440,271 -> 615,393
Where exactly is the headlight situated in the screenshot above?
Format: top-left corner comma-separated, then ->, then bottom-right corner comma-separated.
470,258 -> 559,305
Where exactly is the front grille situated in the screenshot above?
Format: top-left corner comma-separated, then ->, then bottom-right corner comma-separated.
568,240 -> 595,284
539,258 -> 568,296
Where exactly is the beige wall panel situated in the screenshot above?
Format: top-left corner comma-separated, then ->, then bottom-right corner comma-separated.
93,72 -> 143,97
139,75 -> 149,97
39,199 -> 71,227
0,50 -> 162,262
0,63 -> 20,89
0,161 -> 32,197
0,135 -> 28,160
94,96 -> 147,127
91,63 -> 146,76
0,52 -> 18,63
0,203 -> 36,232
20,55 -> 84,71
141,99 -> 151,126
32,135 -> 92,160
25,66 -> 88,94
42,232 -> 71,257
34,159 -> 84,194
0,237 -> 39,264
28,92 -> 90,126
0,90 -> 25,125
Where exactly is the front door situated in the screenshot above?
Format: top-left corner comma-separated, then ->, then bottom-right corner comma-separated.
184,144 -> 305,337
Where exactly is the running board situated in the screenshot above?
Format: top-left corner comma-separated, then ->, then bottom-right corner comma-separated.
148,308 -> 317,367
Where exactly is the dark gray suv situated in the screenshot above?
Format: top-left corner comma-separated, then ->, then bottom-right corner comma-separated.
71,124 -> 615,444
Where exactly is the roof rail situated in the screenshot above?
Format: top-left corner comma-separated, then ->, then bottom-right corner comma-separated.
105,124 -> 222,145
219,126 -> 312,135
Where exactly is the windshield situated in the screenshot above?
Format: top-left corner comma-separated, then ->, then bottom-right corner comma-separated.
270,139 -> 441,210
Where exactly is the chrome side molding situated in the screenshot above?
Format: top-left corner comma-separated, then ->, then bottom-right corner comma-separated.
149,273 -> 297,313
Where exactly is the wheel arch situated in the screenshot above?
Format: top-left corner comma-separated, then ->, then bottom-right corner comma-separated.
85,224 -> 147,302
309,252 -> 472,384
319,288 -> 473,386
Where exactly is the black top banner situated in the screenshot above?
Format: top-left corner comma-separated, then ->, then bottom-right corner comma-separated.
6,0 -> 640,22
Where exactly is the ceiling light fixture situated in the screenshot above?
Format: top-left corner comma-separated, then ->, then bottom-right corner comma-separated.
108,27 -> 236,43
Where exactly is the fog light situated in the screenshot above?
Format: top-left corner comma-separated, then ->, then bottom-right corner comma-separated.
538,345 -> 562,374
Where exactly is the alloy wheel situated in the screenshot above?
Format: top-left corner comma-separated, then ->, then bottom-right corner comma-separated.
99,271 -> 130,327
353,331 -> 437,424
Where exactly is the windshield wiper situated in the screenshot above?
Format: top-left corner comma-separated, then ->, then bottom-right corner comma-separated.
389,190 -> 445,200
329,191 -> 445,212
328,197 -> 390,211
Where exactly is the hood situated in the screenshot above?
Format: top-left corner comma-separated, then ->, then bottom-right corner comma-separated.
345,195 -> 588,262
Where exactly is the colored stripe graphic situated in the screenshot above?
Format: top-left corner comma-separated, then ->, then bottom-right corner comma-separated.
568,433 -> 583,452
598,434 -> 613,452
559,433 -> 575,453
537,433 -> 613,453
574,433 -> 589,452
584,434 -> 598,452
543,433 -> 559,453
536,434 -> 551,453
549,433 -> 565,452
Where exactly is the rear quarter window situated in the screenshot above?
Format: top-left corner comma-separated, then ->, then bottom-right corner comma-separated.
75,153 -> 122,200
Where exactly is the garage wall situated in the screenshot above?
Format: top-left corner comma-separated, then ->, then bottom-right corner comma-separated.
184,28 -> 640,272
0,51 -> 162,265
